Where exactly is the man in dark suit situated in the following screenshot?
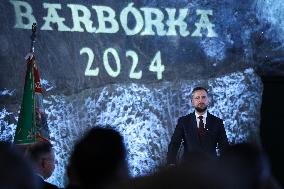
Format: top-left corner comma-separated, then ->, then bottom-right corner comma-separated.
26,141 -> 59,189
167,86 -> 229,165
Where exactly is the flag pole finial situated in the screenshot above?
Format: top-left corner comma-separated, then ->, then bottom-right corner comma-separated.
30,23 -> 37,53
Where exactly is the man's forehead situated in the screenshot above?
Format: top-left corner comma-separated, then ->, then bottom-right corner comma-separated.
192,90 -> 208,96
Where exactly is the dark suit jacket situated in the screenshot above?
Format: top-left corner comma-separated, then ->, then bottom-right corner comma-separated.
37,176 -> 59,189
167,112 -> 229,164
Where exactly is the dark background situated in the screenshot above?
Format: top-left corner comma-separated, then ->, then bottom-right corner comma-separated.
261,76 -> 284,186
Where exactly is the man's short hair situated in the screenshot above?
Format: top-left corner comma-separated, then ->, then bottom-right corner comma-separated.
192,87 -> 208,95
26,141 -> 53,162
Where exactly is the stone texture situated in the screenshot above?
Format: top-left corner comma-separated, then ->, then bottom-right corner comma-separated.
1,68 -> 262,187
0,0 -> 283,101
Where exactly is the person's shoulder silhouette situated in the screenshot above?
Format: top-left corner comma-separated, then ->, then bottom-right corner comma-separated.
69,126 -> 128,189
0,141 -> 39,189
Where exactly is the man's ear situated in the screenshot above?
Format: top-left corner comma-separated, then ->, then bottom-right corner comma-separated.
207,96 -> 211,107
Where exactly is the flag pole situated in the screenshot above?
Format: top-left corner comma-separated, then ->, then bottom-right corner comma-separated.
30,23 -> 36,54
31,23 -> 50,142
14,23 -> 38,149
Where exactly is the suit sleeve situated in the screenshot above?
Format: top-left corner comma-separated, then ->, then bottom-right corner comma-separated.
218,120 -> 229,156
167,119 -> 184,164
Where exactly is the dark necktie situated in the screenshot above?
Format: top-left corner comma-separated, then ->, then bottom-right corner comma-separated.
198,116 -> 205,142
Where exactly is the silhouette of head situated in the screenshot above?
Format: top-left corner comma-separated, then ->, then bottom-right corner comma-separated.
70,127 -> 128,188
0,141 -> 39,189
221,142 -> 271,189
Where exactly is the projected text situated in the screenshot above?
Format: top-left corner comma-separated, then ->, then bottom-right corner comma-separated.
80,47 -> 164,80
10,1 -> 218,37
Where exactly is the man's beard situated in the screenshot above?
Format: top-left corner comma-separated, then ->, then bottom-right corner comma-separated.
195,106 -> 207,113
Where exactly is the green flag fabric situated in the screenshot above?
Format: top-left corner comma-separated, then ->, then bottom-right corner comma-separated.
14,56 -> 36,144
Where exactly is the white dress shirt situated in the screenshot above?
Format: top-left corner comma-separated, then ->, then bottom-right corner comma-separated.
194,111 -> 207,128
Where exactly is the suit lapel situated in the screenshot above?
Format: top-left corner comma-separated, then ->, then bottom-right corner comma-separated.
186,113 -> 202,147
204,112 -> 213,144
205,112 -> 213,131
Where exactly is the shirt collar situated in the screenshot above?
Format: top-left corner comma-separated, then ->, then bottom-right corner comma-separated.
195,110 -> 207,119
37,173 -> 44,180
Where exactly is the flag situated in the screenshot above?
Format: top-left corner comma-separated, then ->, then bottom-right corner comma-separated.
33,57 -> 50,142
14,55 -> 36,144
14,54 -> 49,145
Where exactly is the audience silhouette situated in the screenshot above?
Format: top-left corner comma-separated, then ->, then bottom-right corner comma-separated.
66,127 -> 129,189
221,142 -> 282,189
1,130 -> 282,189
0,141 -> 39,189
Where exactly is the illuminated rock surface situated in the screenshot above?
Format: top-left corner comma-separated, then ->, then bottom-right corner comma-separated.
1,69 -> 262,187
